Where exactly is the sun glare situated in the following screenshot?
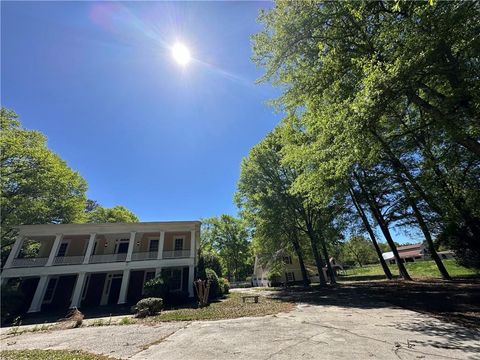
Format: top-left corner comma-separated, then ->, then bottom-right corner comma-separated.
172,42 -> 191,66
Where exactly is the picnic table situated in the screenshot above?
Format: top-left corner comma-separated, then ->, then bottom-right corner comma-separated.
241,295 -> 259,303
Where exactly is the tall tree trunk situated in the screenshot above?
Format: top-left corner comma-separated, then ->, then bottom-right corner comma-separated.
371,128 -> 480,241
354,172 -> 412,281
291,232 -> 310,287
395,175 -> 452,280
349,186 -> 393,280
306,223 -> 328,286
318,232 -> 336,284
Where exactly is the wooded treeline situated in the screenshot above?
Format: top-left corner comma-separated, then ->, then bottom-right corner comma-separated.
236,1 -> 480,283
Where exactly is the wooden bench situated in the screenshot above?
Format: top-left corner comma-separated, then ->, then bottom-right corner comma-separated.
241,295 -> 259,303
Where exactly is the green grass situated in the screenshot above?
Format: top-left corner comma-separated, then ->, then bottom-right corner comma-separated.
147,292 -> 294,322
341,259 -> 479,280
0,350 -> 116,360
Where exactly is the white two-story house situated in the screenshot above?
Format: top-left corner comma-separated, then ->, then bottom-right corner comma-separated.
1,221 -> 200,313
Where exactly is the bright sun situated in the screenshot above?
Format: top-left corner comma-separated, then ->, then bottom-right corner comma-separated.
172,43 -> 191,66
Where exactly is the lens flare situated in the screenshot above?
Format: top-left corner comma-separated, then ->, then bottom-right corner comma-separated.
171,43 -> 191,66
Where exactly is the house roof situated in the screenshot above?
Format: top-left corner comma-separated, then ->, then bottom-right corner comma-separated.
397,244 -> 423,251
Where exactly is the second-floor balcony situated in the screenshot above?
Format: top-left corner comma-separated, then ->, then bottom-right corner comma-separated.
6,229 -> 196,269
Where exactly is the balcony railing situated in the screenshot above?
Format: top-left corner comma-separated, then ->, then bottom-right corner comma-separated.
11,257 -> 48,268
89,253 -> 127,263
162,250 -> 190,259
53,256 -> 84,265
131,251 -> 158,261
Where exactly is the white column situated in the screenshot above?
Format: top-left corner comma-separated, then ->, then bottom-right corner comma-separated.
157,231 -> 165,260
117,269 -> 130,304
28,275 -> 49,313
4,235 -> 24,268
83,233 -> 96,264
70,272 -> 86,308
46,234 -> 63,266
190,230 -> 196,258
188,265 -> 194,297
155,267 -> 162,277
126,232 -> 136,262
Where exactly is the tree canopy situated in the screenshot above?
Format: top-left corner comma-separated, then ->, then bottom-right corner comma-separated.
250,1 -> 480,272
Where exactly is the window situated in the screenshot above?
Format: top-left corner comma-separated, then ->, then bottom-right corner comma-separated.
283,256 -> 292,264
115,239 -> 129,254
57,243 -> 68,257
149,239 -> 159,253
285,272 -> 295,282
174,238 -> 183,251
43,278 -> 58,303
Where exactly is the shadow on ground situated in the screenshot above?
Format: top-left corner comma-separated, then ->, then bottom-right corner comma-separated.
267,278 -> 480,329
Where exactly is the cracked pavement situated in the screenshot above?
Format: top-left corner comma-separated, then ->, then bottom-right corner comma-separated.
2,301 -> 479,359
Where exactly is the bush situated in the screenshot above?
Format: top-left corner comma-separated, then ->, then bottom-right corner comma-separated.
206,268 -> 222,299
131,297 -> 163,318
144,277 -> 169,299
1,284 -> 26,324
218,277 -> 230,295
167,291 -> 189,305
202,252 -> 224,278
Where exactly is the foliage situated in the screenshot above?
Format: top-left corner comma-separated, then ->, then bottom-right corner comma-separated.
131,297 -> 164,318
143,276 -> 169,300
0,108 -> 87,265
85,205 -> 139,223
0,283 -> 26,324
201,215 -> 253,281
200,251 -> 224,278
218,277 -> 230,295
206,268 -> 222,300
252,1 -> 480,271
341,236 -> 379,267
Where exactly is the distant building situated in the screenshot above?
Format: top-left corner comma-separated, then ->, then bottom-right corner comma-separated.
251,253 -> 341,287
382,243 -> 426,264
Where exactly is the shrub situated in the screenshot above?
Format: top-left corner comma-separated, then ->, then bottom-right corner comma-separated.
144,277 -> 169,299
167,291 -> 189,305
206,268 -> 222,299
202,252 -> 224,278
1,284 -> 26,325
218,277 -> 230,295
131,297 -> 163,318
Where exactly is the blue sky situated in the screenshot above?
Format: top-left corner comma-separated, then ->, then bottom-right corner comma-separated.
2,1 -> 414,243
2,1 -> 281,221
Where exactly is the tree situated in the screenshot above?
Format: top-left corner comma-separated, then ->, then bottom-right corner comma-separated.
342,236 -> 378,268
253,1 -> 480,270
236,127 -> 342,286
1,108 -> 87,265
85,205 -> 139,223
201,215 -> 252,281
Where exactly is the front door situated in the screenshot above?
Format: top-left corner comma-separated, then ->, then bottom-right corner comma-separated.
107,278 -> 122,305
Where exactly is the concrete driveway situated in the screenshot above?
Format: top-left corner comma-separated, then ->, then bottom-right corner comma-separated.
2,300 -> 479,359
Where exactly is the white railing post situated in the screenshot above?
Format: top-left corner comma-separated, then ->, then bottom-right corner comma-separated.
190,230 -> 196,258
46,234 -> 63,266
70,272 -> 86,308
4,235 -> 24,269
126,232 -> 136,262
157,231 -> 165,260
83,233 -> 96,264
